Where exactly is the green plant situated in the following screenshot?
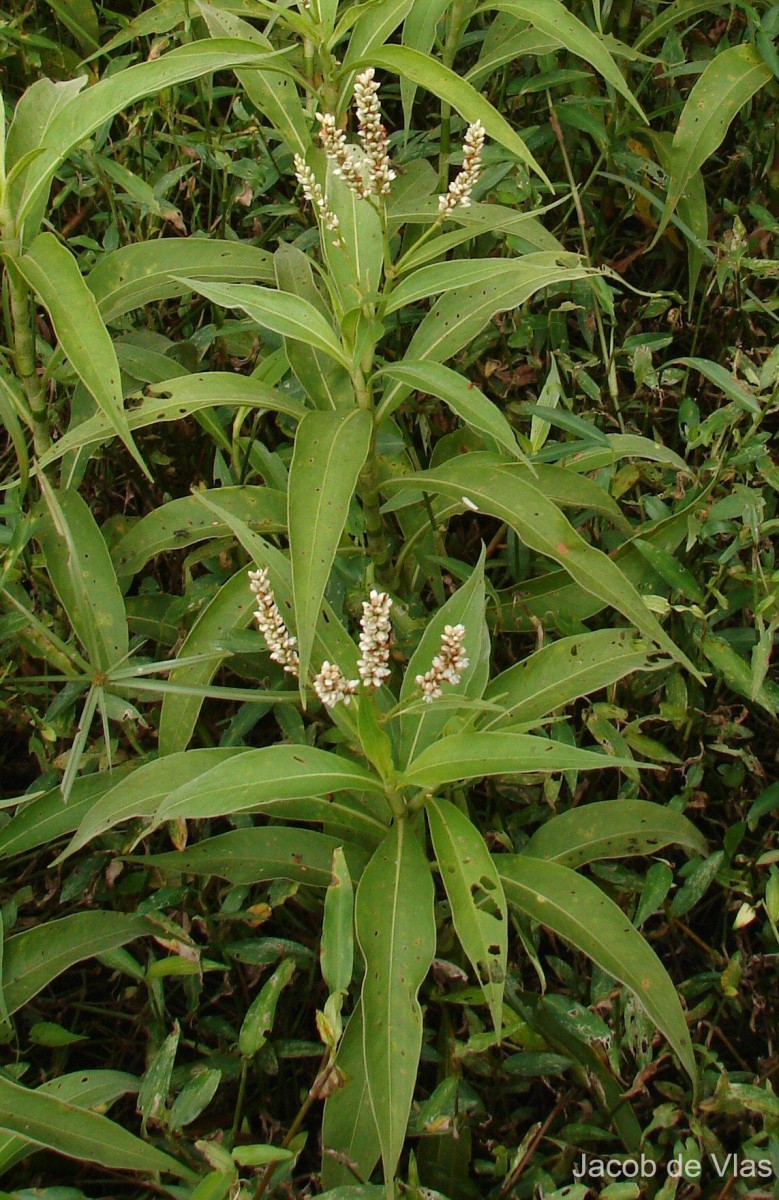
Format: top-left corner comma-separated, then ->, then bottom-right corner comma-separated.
0,0 -> 777,1196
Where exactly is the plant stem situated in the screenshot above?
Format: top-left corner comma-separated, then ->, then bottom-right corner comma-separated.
0,214 -> 51,459
547,93 -> 624,431
251,1053 -> 334,1200
438,0 -> 465,189
354,366 -> 392,583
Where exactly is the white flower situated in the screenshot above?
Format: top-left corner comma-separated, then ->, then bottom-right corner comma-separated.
357,589 -> 393,689
316,112 -> 372,201
438,121 -> 485,215
293,155 -> 341,244
415,624 -> 469,702
353,68 -> 395,197
248,568 -> 299,676
314,660 -> 360,708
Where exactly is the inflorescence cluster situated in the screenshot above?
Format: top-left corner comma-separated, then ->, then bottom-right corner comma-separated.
248,571 -> 467,710
294,68 -> 485,238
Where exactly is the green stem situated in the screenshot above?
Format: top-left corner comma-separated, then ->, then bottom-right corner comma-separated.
354,367 -> 392,583
0,218 -> 51,459
438,0 -> 466,189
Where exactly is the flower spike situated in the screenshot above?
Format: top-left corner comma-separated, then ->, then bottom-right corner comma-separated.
438,121 -> 485,215
358,589 -> 393,689
415,624 -> 469,702
248,568 -> 299,677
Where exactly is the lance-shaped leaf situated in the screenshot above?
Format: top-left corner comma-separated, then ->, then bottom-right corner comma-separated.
498,855 -> 697,1091
3,911 -> 150,1014
34,372 -> 305,475
378,361 -> 526,462
289,409 -> 372,689
378,256 -> 594,417
88,239 -> 275,323
15,39 -> 299,228
137,828 -> 371,889
483,629 -> 657,729
274,244 -> 353,410
112,487 -> 287,581
0,1070 -> 138,1176
0,1073 -> 186,1178
522,799 -> 707,867
321,847 -> 355,996
35,482 -> 128,671
15,234 -> 148,475
358,46 -> 550,185
386,457 -> 700,676
405,730 -> 638,789
153,744 -> 383,826
356,821 -> 436,1184
321,1003 -> 381,1189
481,0 -> 645,118
427,796 -> 507,1029
654,45 -> 771,242
58,749 -> 248,861
174,278 -> 351,368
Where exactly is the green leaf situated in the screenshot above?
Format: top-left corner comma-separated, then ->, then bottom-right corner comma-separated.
385,253 -> 573,314
0,765 -> 137,861
377,361 -> 525,462
59,749 -> 248,861
389,456 -> 700,676
483,630 -> 656,729
405,730 -> 637,789
14,234 -> 147,476
3,911 -> 150,1014
321,1004 -> 381,1189
654,44 -> 771,241
498,855 -> 697,1089
232,1144 -> 294,1167
356,821 -> 436,1183
289,410 -> 372,689
16,39 -> 299,229
341,0 -> 415,68
137,828 -> 371,889
35,482 -> 128,671
176,278 -> 350,368
152,744 -> 384,825
274,244 -> 353,410
158,570 -> 267,756
138,1023 -> 180,1132
0,1070 -> 138,1176
168,1069 -> 221,1134
321,847 -> 355,997
323,166 -> 385,316
35,371 -> 305,475
522,799 -> 707,867
378,256 -> 594,418
198,5 -> 309,157
358,45 -> 550,185
88,239 -> 275,323
239,958 -> 296,1057
0,1073 -> 186,1178
400,0 -> 452,128
112,487 -> 287,582
480,0 -> 645,118
701,633 -> 779,716
427,796 -> 507,1029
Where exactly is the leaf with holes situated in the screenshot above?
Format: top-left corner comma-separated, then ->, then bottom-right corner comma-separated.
522,799 -> 707,867
498,855 -> 697,1091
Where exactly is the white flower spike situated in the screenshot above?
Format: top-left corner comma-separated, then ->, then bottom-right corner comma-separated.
358,589 -> 393,689
314,660 -> 360,708
353,68 -> 396,197
416,624 -> 469,702
248,568 -> 300,677
438,121 -> 486,216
